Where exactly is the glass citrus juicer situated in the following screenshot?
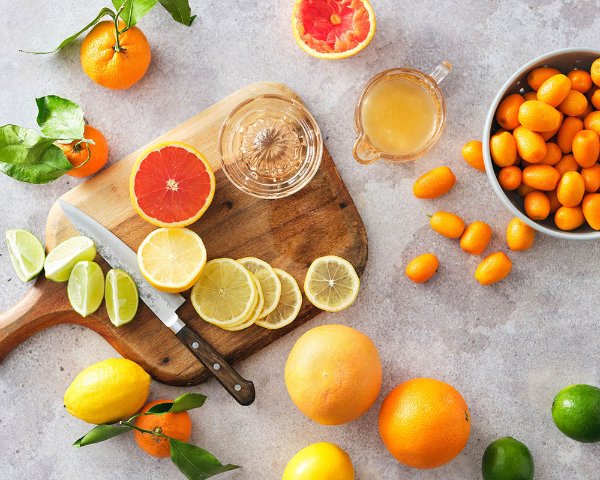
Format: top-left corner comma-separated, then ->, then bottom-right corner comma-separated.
353,61 -> 452,164
219,94 -> 323,199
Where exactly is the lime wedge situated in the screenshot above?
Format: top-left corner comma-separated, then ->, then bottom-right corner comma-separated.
67,261 -> 104,317
5,230 -> 45,282
44,236 -> 96,282
105,269 -> 139,327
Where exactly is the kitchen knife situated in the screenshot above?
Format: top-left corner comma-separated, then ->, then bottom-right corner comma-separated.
59,200 -> 255,406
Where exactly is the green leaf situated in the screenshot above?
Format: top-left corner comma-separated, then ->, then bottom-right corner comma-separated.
73,424 -> 132,447
21,7 -> 114,54
113,0 -> 158,28
36,96 -> 85,141
0,125 -> 72,183
146,393 -> 207,414
170,439 -> 239,480
158,0 -> 196,26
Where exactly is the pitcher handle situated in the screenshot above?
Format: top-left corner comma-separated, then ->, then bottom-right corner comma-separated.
353,136 -> 381,165
429,61 -> 453,85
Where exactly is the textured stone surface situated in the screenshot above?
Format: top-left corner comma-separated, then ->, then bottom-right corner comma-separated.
2,1 -> 600,478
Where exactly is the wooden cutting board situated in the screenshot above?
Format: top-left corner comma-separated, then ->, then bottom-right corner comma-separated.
0,82 -> 368,386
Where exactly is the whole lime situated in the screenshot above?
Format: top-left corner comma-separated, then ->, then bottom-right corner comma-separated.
552,384 -> 600,442
482,437 -> 534,480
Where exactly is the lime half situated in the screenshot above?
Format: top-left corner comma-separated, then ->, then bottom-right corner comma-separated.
304,256 -> 360,312
5,230 -> 45,282
45,236 -> 96,282
105,269 -> 139,327
68,261 -> 104,317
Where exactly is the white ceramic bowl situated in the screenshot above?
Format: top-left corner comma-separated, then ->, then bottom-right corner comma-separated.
483,48 -> 600,240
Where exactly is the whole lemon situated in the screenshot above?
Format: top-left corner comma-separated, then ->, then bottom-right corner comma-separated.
282,442 -> 354,480
64,358 -> 151,424
284,324 -> 382,425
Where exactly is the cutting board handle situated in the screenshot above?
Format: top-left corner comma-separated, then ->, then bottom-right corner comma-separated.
0,276 -> 71,361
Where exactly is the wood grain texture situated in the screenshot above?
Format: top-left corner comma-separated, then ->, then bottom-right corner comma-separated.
0,82 -> 368,386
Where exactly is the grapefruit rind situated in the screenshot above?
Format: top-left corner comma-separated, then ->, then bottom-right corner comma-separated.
129,141 -> 216,228
292,0 -> 376,60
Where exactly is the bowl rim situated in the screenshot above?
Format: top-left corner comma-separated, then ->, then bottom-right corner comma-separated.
483,47 -> 600,240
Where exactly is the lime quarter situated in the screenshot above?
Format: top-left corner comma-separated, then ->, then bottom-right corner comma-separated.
105,269 -> 139,327
67,261 -> 104,317
5,229 -> 45,282
44,236 -> 96,282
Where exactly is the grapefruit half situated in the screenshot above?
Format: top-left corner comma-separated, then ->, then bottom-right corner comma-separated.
130,142 -> 216,228
292,0 -> 376,60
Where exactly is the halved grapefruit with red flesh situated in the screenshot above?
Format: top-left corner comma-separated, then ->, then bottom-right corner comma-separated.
292,0 -> 376,60
130,142 -> 216,228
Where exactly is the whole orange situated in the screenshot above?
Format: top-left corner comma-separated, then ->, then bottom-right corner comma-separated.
58,125 -> 109,177
80,21 -> 151,90
378,378 -> 470,469
133,399 -> 192,458
284,324 -> 382,425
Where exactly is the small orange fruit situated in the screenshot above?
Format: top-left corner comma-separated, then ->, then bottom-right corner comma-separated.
513,126 -> 547,163
591,89 -> 600,110
579,102 -> 594,120
518,100 -> 562,132
506,218 -> 535,251
524,191 -> 551,220
572,130 -> 600,168
460,221 -> 492,255
547,189 -> 562,213
522,165 -> 560,191
554,206 -> 585,231
429,211 -> 465,238
558,90 -> 589,117
538,142 -> 562,165
413,166 -> 456,199
497,166 -> 522,190
591,58 -> 600,87
496,94 -> 524,130
285,324 -> 382,425
556,171 -> 585,207
537,74 -> 572,107
490,131 -> 518,167
582,193 -> 600,229
568,69 -> 593,93
405,253 -> 439,284
81,21 -> 151,90
378,378 -> 470,469
134,400 -> 192,458
527,67 -> 561,91
475,252 -> 512,285
517,183 -> 535,197
583,111 -> 600,137
581,164 -> 600,192
540,114 -> 563,141
58,125 -> 109,178
554,154 -> 580,177
461,140 -> 485,172
557,116 -> 584,153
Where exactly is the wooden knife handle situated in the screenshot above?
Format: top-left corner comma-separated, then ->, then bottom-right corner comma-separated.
176,324 -> 255,406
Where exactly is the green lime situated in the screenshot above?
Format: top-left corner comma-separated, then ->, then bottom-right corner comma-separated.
67,261 -> 104,317
44,236 -> 96,282
105,269 -> 139,327
552,384 -> 600,442
482,437 -> 534,480
5,229 -> 45,282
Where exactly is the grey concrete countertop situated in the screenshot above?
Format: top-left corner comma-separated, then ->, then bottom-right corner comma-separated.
2,1 -> 600,479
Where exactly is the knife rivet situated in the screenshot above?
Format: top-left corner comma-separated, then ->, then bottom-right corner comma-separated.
234,384 -> 241,391
213,363 -> 220,370
192,342 -> 199,349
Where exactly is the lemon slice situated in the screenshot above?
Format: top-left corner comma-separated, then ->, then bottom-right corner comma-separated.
105,269 -> 139,327
222,273 -> 264,331
137,228 -> 206,293
44,236 -> 96,282
237,257 -> 281,319
5,229 -> 45,282
191,258 -> 257,327
303,256 -> 360,312
256,268 -> 302,329
67,261 -> 104,317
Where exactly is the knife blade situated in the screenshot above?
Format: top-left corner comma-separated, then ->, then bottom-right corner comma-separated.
59,200 -> 255,406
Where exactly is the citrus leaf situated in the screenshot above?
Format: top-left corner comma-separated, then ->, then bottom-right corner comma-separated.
113,0 -> 158,28
21,7 -> 114,54
0,125 -> 72,183
170,439 -> 239,480
158,0 -> 196,26
146,393 -> 207,414
36,96 -> 85,141
73,424 -> 132,447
